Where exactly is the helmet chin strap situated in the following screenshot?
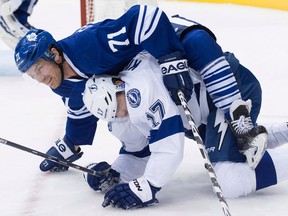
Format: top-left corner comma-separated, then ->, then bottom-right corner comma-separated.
53,45 -> 65,83
57,60 -> 65,83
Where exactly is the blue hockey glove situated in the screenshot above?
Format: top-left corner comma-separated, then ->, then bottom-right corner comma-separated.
102,177 -> 160,210
83,161 -> 120,193
39,137 -> 83,172
159,51 -> 193,105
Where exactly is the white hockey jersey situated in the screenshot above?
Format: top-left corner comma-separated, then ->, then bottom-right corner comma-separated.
108,52 -> 185,188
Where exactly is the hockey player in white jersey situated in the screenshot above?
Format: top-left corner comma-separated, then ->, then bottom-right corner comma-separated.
83,52 -> 288,209
83,52 -> 185,209
0,0 -> 38,49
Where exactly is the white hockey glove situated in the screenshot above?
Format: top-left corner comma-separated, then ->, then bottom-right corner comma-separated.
0,0 -> 22,16
39,137 -> 83,172
102,177 -> 160,209
229,99 -> 267,169
83,162 -> 120,193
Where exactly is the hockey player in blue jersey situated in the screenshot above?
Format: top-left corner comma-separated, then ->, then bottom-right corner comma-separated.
0,0 -> 38,49
14,5 -> 266,174
83,52 -> 288,209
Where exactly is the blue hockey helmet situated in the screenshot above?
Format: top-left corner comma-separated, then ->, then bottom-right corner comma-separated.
14,29 -> 56,73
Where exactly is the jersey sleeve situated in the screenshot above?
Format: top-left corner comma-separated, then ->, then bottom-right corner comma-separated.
52,79 -> 98,146
181,29 -> 242,113
145,111 -> 185,187
63,97 -> 98,146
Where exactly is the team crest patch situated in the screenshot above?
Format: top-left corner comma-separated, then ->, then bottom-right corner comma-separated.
127,88 -> 141,108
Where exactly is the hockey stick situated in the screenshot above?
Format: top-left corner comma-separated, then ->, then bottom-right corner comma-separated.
0,137 -> 103,177
178,91 -> 232,216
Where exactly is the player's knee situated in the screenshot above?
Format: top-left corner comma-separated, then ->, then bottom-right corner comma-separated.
213,162 -> 256,198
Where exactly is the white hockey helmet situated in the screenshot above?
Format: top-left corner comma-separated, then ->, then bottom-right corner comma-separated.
83,75 -> 125,121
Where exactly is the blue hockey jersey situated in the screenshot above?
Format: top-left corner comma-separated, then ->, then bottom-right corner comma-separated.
52,5 -> 242,147
52,5 -> 187,146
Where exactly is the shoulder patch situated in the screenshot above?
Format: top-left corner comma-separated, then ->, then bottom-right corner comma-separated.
127,88 -> 141,108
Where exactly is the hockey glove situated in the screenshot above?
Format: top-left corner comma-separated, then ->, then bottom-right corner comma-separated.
83,162 -> 120,193
102,177 -> 160,210
159,51 -> 193,105
39,137 -> 83,172
228,99 -> 267,169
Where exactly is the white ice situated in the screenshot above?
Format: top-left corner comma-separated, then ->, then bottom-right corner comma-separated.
0,0 -> 288,215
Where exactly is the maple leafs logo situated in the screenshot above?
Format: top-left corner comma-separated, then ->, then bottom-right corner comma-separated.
26,32 -> 37,42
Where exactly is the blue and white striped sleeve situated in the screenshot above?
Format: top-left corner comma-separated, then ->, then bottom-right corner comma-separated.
63,97 -> 98,146
200,56 -> 241,111
181,29 -> 242,114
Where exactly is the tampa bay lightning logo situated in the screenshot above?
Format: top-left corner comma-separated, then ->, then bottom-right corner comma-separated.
127,88 -> 141,108
88,83 -> 98,94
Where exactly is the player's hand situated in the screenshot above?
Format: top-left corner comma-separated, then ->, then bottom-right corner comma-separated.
163,71 -> 193,105
159,52 -> 193,105
102,177 -> 160,209
39,137 -> 83,172
83,161 -> 120,193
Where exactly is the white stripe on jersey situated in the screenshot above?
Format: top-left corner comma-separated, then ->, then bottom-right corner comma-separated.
64,98 -> 93,119
169,15 -> 199,27
200,56 -> 230,78
214,90 -> 242,111
64,54 -> 89,79
134,5 -> 162,45
206,75 -> 237,93
27,0 -> 38,14
67,111 -> 93,119
200,56 -> 241,110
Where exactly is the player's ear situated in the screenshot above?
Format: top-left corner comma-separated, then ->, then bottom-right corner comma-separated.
114,79 -> 124,85
50,47 -> 62,63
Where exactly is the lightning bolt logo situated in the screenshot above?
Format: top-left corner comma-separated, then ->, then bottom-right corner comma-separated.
127,88 -> 141,108
214,109 -> 228,151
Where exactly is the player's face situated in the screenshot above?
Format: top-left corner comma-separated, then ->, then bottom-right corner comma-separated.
26,58 -> 62,89
116,92 -> 128,118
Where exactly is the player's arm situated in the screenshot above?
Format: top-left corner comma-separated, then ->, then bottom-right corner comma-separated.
101,116 -> 185,210
39,104 -> 97,172
102,93 -> 185,209
39,84 -> 98,172
181,29 -> 241,114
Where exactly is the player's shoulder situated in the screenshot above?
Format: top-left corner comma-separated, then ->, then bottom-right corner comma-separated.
52,79 -> 86,98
